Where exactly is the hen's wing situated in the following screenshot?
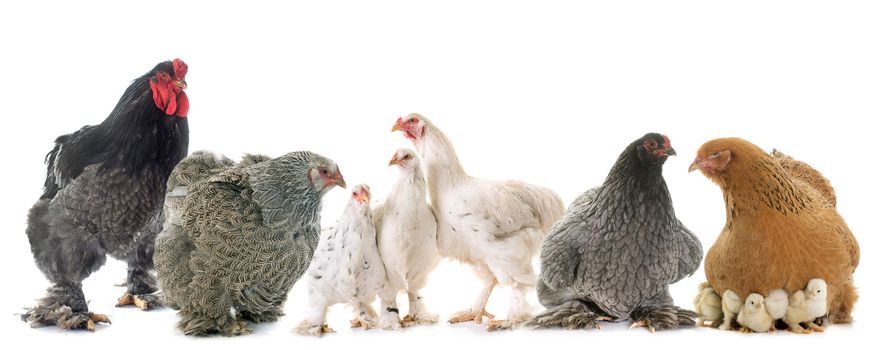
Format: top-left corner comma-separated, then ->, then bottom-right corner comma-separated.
771,149 -> 836,206
539,210 -> 588,290
672,222 -> 703,283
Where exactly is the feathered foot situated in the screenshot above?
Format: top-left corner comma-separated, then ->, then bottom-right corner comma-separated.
526,300 -> 611,330
448,308 -> 494,324
629,305 -> 697,332
23,283 -> 111,331
350,317 -> 375,329
115,292 -> 162,311
23,307 -> 110,332
402,311 -> 439,327
178,313 -> 252,336
379,309 -> 402,330
739,326 -> 754,334
295,321 -> 335,337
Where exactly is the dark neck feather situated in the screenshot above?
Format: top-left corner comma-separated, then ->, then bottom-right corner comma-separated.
98,76 -> 189,177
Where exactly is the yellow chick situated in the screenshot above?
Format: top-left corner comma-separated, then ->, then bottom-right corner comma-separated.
720,289 -> 742,330
784,279 -> 829,334
737,293 -> 773,333
694,282 -> 723,327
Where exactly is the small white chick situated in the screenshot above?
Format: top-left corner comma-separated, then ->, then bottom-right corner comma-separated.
765,289 -> 789,321
693,282 -> 723,327
737,293 -> 773,333
720,289 -> 742,330
295,185 -> 388,337
784,278 -> 829,334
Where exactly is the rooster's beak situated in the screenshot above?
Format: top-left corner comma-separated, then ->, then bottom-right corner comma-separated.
391,118 -> 403,132
175,80 -> 187,89
688,158 -> 701,173
665,147 -> 677,156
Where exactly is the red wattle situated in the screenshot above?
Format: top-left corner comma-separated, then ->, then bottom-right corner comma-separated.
150,80 -> 183,116
175,92 -> 189,118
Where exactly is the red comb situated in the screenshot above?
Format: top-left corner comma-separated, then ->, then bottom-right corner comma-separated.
172,58 -> 188,80
662,135 -> 671,148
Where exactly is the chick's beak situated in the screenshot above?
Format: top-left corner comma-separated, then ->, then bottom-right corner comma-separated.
175,80 -> 187,89
688,158 -> 701,173
391,118 -> 403,132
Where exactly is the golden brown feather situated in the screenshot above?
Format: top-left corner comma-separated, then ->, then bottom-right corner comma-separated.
690,138 -> 859,325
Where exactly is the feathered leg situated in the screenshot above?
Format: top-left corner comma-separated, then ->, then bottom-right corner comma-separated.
487,281 -> 534,331
23,200 -> 110,331
117,212 -> 163,310
831,282 -> 857,324
349,300 -> 378,330
378,287 -> 402,330
295,294 -> 334,337
629,289 -> 696,332
526,280 -> 610,330
405,292 -> 438,326
177,277 -> 250,336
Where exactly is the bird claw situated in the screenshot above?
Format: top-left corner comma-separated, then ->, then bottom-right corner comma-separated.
806,322 -> 825,333
350,318 -> 375,330
116,292 -> 161,311
295,322 -> 335,337
448,309 -> 494,324
628,320 -> 655,333
84,313 -> 111,332
485,319 -> 515,332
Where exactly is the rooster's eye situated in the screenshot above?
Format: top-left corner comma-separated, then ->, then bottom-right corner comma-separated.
409,118 -> 417,123
321,169 -> 329,175
404,154 -> 412,160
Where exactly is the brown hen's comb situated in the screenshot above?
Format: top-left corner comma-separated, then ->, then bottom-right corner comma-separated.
173,58 -> 188,80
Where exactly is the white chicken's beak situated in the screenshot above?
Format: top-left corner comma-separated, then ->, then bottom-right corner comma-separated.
388,154 -> 402,167
391,118 -> 404,132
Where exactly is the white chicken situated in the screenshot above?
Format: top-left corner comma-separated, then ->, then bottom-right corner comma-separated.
784,278 -> 829,334
720,289 -> 741,330
693,282 -> 723,327
392,113 -> 565,330
374,149 -> 440,329
295,185 -> 387,337
737,293 -> 772,333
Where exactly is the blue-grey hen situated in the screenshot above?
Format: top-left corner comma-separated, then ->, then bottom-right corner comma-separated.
162,151 -> 345,336
528,133 -> 702,332
154,151 -> 271,310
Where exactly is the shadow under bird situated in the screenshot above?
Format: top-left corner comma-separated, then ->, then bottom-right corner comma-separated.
528,133 -> 702,332
23,59 -> 190,331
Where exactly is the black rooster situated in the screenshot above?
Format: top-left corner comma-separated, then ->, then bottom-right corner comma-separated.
23,59 -> 190,331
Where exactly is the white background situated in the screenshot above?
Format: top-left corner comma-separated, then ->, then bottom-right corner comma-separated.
1,1 -> 886,349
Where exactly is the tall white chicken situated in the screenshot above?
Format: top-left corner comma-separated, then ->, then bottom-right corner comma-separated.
374,149 -> 440,329
295,185 -> 387,337
392,113 -> 565,330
